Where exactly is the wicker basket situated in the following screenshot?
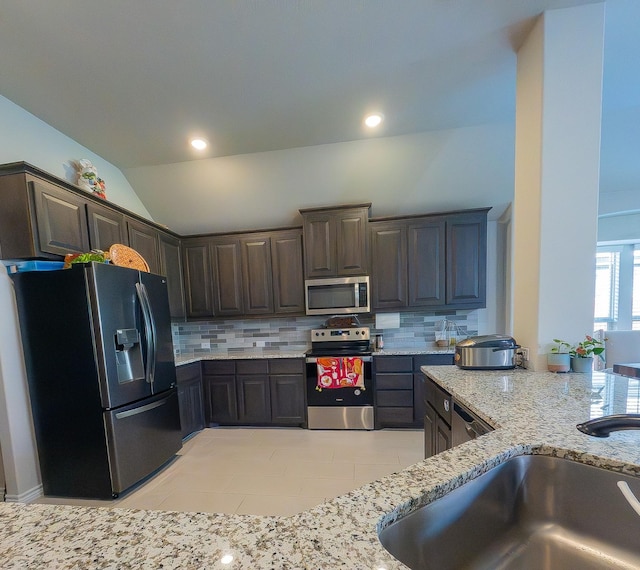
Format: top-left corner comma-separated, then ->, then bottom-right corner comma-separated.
108,244 -> 150,272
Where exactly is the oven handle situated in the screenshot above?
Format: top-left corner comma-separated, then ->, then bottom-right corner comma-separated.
306,355 -> 373,363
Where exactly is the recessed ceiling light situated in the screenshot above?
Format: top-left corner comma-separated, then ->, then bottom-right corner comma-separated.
364,113 -> 384,128
190,138 -> 208,150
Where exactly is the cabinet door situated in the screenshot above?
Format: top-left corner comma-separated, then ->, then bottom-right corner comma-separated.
303,212 -> 336,278
413,373 -> 426,426
159,233 -> 186,320
177,377 -> 205,439
424,404 -> 436,459
30,180 -> 90,256
127,218 -> 160,274
370,221 -> 407,310
87,202 -> 127,251
446,212 -> 487,307
270,375 -> 305,425
271,229 -> 305,314
408,218 -> 445,307
435,415 -> 452,454
204,376 -> 238,424
211,238 -> 244,316
182,239 -> 214,318
237,375 -> 271,424
241,235 -> 273,315
335,207 -> 369,275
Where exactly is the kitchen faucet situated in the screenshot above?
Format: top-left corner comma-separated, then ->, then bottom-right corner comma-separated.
577,414 -> 640,437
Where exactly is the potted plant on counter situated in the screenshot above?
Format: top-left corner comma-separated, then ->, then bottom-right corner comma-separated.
547,339 -> 571,372
570,335 -> 605,373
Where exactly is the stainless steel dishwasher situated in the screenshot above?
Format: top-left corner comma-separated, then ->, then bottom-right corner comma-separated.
451,399 -> 493,447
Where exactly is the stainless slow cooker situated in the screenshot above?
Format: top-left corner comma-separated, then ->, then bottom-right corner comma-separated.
455,335 -> 520,370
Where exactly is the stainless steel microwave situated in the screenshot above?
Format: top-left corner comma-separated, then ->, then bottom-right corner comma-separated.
304,276 -> 370,315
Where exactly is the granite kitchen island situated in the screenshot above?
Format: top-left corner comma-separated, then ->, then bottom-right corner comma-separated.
2,366 -> 640,569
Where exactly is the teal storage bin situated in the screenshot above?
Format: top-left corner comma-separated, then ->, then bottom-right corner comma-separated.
4,260 -> 66,274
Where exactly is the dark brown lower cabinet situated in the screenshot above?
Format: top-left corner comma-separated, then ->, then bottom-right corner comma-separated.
270,359 -> 306,426
423,373 -> 453,458
374,353 -> 454,429
175,363 -> 205,440
235,360 -> 270,423
374,355 -> 415,429
202,358 -> 305,427
202,361 -> 238,424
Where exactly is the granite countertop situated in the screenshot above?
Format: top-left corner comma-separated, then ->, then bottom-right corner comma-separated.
174,348 -> 454,366
3,366 -> 640,569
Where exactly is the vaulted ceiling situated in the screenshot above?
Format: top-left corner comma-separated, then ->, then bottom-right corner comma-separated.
1,1 -> 637,233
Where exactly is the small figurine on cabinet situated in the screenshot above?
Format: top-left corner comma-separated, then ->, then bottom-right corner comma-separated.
73,159 -> 107,199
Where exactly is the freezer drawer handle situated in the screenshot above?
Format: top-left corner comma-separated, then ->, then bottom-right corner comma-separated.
115,398 -> 167,419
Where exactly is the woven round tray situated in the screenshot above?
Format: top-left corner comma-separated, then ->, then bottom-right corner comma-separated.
108,244 -> 150,272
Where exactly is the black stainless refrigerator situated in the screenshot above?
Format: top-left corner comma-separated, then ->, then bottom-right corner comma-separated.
12,262 -> 182,499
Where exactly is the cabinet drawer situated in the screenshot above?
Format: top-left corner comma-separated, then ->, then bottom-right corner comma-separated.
432,382 -> 452,425
236,359 -> 268,374
377,390 -> 413,407
376,373 -> 413,390
269,358 -> 304,375
175,362 -> 201,384
414,353 -> 454,368
202,360 -> 235,375
375,356 -> 413,373
377,407 -> 414,426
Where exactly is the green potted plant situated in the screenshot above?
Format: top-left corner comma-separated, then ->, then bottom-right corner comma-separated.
547,339 -> 571,372
569,335 -> 605,373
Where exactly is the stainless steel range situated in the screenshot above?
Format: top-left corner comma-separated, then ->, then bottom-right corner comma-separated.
305,316 -> 374,430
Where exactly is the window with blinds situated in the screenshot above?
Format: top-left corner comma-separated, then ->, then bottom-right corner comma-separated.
594,244 -> 640,331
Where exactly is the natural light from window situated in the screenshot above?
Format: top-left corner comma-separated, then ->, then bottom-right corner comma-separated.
594,244 -> 640,331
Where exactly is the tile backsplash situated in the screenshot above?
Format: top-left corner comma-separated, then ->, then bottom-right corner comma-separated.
172,310 -> 479,356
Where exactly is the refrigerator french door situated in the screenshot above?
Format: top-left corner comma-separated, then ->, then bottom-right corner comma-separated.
13,262 -> 182,499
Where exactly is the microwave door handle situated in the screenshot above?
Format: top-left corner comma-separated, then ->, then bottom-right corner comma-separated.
354,283 -> 360,307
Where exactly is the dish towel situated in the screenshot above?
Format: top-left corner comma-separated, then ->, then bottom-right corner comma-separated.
316,357 -> 364,390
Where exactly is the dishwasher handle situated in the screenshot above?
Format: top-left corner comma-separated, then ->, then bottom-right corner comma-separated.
453,401 -> 493,439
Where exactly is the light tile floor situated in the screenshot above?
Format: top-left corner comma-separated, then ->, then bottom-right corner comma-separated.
34,427 -> 424,516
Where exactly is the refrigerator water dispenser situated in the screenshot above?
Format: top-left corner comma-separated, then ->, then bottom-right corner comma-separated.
115,328 -> 144,383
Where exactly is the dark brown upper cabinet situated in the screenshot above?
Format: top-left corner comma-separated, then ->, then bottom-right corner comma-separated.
0,165 -> 183,284
87,202 -> 127,251
271,228 -> 305,314
159,232 -> 186,320
446,211 -> 487,307
31,179 -> 90,257
300,203 -> 370,278
241,234 -> 274,315
370,221 -> 408,310
127,217 -> 161,274
210,237 -> 244,317
182,228 -> 305,320
237,228 -> 305,317
370,209 -> 488,312
407,218 -> 446,307
182,238 -> 215,319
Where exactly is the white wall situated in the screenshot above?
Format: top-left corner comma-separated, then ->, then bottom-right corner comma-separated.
125,123 -> 516,235
0,266 -> 42,501
0,95 -> 151,219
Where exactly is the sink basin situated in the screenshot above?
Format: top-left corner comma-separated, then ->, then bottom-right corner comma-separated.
379,455 -> 640,570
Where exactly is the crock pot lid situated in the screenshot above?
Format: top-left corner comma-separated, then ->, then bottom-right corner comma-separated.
457,334 -> 518,349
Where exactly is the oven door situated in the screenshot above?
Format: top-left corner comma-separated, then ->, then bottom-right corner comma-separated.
306,356 -> 373,406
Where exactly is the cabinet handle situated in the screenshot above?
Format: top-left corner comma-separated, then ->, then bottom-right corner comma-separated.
443,400 -> 450,413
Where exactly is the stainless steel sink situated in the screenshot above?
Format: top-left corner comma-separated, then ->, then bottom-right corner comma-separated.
379,455 -> 640,570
